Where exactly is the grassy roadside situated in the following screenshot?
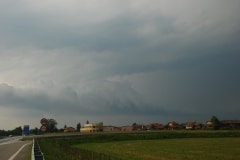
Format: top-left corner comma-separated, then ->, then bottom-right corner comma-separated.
38,130 -> 240,160
76,138 -> 240,160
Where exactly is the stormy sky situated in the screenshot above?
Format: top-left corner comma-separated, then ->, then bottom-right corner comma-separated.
0,0 -> 240,130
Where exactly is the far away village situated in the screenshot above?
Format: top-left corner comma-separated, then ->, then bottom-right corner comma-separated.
1,116 -> 240,136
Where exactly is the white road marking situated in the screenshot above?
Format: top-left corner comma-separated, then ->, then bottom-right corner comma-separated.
8,142 -> 31,160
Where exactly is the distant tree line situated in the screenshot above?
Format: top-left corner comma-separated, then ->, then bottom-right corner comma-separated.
0,126 -> 22,137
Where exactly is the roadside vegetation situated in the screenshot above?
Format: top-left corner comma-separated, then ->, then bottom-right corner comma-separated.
76,138 -> 240,160
38,130 -> 240,160
0,126 -> 23,137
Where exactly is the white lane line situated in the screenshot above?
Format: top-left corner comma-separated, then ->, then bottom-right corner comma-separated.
8,142 -> 31,160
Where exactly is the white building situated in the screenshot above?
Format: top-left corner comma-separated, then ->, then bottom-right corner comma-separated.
80,122 -> 103,132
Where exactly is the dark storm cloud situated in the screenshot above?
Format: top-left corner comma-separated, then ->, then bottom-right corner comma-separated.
128,51 -> 240,120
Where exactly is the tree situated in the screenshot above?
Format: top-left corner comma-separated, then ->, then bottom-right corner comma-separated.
48,119 -> 58,132
11,126 -> 22,135
58,128 -> 64,132
211,115 -> 221,130
76,123 -> 81,132
1,127 -> 22,136
132,123 -> 137,131
30,127 -> 39,135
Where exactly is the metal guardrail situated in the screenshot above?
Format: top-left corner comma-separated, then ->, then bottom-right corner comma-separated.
32,138 -> 45,160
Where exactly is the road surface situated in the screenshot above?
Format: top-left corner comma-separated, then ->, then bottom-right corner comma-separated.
0,136 -> 31,160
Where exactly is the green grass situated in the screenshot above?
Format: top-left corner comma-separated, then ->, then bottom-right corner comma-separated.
75,138 -> 240,160
37,131 -> 240,160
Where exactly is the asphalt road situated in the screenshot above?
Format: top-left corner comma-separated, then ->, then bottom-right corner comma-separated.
0,136 -> 31,160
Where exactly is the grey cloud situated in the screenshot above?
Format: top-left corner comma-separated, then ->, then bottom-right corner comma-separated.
126,51 -> 240,118
0,1 -> 240,129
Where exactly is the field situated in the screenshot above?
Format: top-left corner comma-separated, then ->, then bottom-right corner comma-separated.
75,138 -> 240,160
38,131 -> 240,160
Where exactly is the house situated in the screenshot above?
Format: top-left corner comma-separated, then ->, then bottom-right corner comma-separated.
168,121 -> 179,130
64,127 -> 75,132
205,121 -> 213,128
221,120 -> 240,129
80,122 -> 103,133
185,121 -> 202,130
132,123 -> 146,131
103,126 -> 121,132
146,123 -> 164,130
